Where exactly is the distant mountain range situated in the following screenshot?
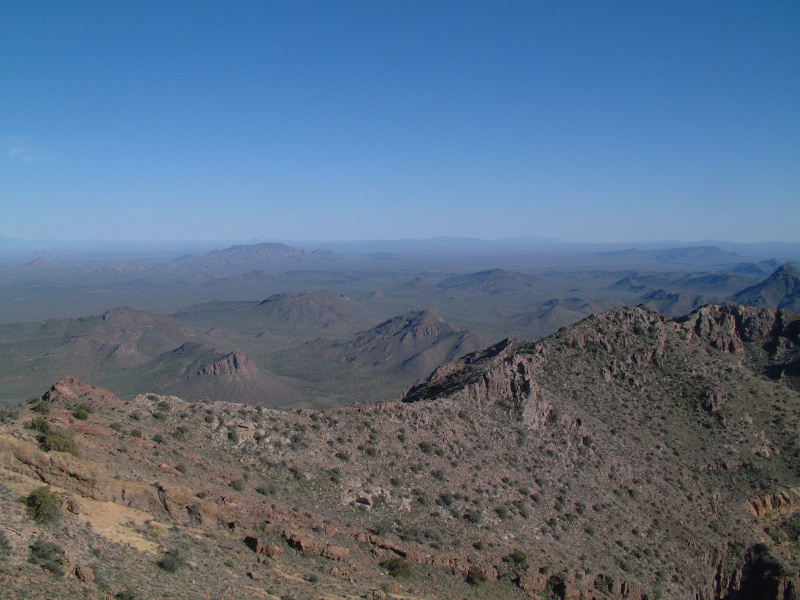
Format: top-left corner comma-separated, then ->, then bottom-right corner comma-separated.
597,245 -> 741,264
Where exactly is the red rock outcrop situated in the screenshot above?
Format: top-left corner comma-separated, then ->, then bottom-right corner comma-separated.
195,351 -> 255,377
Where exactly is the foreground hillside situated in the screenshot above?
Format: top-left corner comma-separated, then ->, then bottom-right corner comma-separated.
1,305 -> 799,599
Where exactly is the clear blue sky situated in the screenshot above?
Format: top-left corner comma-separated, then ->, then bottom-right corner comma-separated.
2,1 -> 798,243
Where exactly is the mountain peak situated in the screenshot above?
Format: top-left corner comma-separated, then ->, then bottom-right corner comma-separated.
731,262 -> 800,311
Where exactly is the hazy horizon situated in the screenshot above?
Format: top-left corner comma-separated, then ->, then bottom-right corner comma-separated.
3,2 -> 798,243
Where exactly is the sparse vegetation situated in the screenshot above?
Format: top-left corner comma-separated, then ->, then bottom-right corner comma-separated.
29,537 -> 65,575
465,565 -> 487,585
37,428 -> 78,455
31,400 -> 51,415
382,557 -> 413,579
157,549 -> 185,572
24,487 -> 61,524
72,402 -> 93,420
0,530 -> 10,555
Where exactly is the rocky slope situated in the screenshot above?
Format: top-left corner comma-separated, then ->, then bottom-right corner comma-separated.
732,263 -> 800,312
639,288 -> 707,317
2,305 -> 799,599
271,310 -> 484,403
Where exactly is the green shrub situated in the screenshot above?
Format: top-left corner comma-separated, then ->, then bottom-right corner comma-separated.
27,416 -> 52,433
24,487 -> 61,524
157,550 -> 185,572
382,557 -> 413,579
29,537 -> 65,575
72,403 -> 92,420
230,479 -> 245,492
32,400 -> 51,415
465,565 -> 487,585
418,441 -> 435,454
37,430 -> 78,455
129,429 -> 143,438
507,549 -> 528,565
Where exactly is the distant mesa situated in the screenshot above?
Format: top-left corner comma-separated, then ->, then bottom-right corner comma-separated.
436,268 -> 539,294
175,242 -> 334,266
731,263 -> 800,312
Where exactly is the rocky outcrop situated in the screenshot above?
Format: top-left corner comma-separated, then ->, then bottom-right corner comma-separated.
195,351 -> 255,377
517,567 -> 648,599
676,305 -> 791,353
748,488 -> 800,519
676,305 -> 800,389
42,377 -> 125,410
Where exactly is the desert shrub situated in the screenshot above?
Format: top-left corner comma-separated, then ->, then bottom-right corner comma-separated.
0,406 -> 20,423
129,429 -> 143,438
72,406 -> 90,420
463,509 -> 483,524
196,491 -> 208,499
152,433 -> 165,444
157,549 -> 185,572
32,400 -> 51,415
37,429 -> 78,455
0,530 -> 10,555
335,451 -> 350,462
156,400 -> 171,412
256,484 -> 276,496
175,463 -> 187,474
507,549 -> 528,565
382,557 -> 413,579
465,565 -> 487,585
115,591 -> 139,600
27,416 -> 52,433
24,487 -> 61,524
418,441 -> 435,454
29,537 -> 65,575
230,479 -> 245,491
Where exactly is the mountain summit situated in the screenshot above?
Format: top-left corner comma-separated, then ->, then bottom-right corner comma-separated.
732,263 -> 800,311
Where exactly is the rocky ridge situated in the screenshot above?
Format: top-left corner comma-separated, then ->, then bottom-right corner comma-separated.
1,305 -> 799,599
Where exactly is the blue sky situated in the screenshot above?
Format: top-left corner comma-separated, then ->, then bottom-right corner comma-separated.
2,1 -> 798,242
